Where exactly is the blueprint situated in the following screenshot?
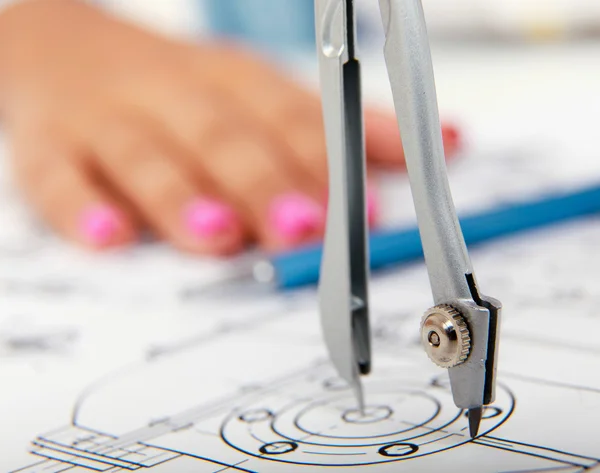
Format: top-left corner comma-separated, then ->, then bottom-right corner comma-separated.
4,220 -> 600,472
3,45 -> 600,471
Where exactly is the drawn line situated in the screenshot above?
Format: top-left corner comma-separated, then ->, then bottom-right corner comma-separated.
505,333 -> 600,356
71,362 -> 141,425
418,433 -> 460,447
502,372 -> 600,395
498,466 -> 588,473
212,459 -> 250,473
47,425 -> 116,445
10,460 -> 62,473
400,420 -> 453,436
32,439 -> 141,469
44,463 -> 74,473
296,423 -> 341,442
486,436 -> 600,462
147,307 -> 302,359
134,451 -> 173,464
30,451 -> 107,472
248,428 -> 268,445
303,451 -> 366,456
142,445 -> 258,473
480,437 -> 515,448
472,441 -> 588,468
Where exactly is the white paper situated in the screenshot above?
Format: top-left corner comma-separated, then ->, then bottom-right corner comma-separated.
4,220 -> 600,472
3,135 -> 600,471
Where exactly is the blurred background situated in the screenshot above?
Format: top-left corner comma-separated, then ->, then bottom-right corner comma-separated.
2,0 -> 600,305
104,0 -> 600,218
104,0 -> 600,44
102,0 -> 600,179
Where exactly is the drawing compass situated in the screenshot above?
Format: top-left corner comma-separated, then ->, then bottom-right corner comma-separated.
315,0 -> 501,437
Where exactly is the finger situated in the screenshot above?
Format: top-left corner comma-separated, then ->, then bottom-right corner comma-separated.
276,108 -> 329,193
89,120 -> 245,255
187,48 -> 329,192
365,108 -> 405,168
158,101 -> 326,251
365,108 -> 462,168
11,130 -> 136,249
259,95 -> 329,193
200,130 -> 325,251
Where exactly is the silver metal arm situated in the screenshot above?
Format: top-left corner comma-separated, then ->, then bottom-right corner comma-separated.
378,0 -> 472,304
316,0 -> 370,409
377,0 -> 501,431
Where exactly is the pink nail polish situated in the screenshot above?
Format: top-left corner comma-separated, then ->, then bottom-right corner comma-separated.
367,187 -> 380,227
185,199 -> 236,238
80,204 -> 122,245
270,193 -> 324,241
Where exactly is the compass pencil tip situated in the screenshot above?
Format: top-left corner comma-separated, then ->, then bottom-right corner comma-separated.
468,407 -> 483,438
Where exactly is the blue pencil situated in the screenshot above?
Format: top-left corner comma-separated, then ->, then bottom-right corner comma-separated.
270,183 -> 600,289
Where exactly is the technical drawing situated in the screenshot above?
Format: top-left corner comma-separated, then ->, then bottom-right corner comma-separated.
5,180 -> 600,472
219,373 -> 514,467
11,317 -> 600,473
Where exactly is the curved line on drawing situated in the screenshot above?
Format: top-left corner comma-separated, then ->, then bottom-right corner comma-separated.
219,384 -> 516,467
270,404 -> 463,448
70,360 -> 144,426
290,391 -> 442,440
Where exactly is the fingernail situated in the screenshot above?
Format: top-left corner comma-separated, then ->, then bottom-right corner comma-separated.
184,198 -> 237,238
270,193 -> 325,241
80,204 -> 123,245
367,187 -> 380,228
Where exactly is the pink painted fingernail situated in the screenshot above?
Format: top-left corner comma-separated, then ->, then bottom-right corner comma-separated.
184,198 -> 237,238
270,193 -> 325,241
79,204 -> 123,245
367,187 -> 380,228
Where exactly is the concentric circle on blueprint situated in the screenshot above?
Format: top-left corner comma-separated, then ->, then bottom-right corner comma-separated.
220,378 -> 514,467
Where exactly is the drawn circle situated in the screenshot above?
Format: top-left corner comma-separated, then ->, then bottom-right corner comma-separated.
291,391 -> 441,441
463,406 -> 503,420
239,409 -> 273,423
378,443 -> 419,457
323,377 -> 350,391
482,407 -> 503,419
259,441 -> 298,455
221,379 -> 515,467
342,405 -> 393,424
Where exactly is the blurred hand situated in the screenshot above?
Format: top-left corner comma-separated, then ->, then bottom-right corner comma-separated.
0,0 -> 460,255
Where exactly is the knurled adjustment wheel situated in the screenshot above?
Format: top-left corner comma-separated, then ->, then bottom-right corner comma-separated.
420,304 -> 471,368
